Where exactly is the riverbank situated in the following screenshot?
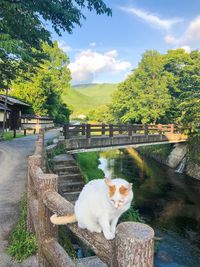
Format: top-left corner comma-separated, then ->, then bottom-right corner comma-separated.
137,138 -> 200,180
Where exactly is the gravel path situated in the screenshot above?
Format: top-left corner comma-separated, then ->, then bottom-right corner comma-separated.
0,129 -> 59,267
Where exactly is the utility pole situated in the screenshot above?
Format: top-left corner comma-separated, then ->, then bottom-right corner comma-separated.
2,87 -> 8,133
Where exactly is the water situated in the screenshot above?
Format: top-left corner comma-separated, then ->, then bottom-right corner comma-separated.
98,148 -> 200,267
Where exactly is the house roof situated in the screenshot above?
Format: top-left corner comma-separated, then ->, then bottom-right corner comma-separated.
0,103 -> 11,112
0,94 -> 30,107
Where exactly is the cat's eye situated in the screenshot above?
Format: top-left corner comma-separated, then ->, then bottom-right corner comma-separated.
111,200 -> 115,204
119,200 -> 124,204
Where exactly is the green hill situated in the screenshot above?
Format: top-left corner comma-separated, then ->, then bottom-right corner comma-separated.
62,83 -> 117,116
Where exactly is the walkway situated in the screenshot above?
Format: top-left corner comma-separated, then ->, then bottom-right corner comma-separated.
0,129 -> 59,267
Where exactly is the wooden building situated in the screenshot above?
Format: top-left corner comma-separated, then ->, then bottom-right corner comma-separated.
0,95 -> 29,130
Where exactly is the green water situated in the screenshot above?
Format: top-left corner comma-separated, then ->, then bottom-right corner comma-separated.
98,148 -> 200,267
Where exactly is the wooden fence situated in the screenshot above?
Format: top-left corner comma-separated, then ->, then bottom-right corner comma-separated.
63,123 -> 180,139
27,131 -> 155,267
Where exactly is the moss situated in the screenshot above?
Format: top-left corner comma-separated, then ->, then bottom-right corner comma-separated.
58,226 -> 76,259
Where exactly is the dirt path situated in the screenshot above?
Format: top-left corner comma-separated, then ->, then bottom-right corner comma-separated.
0,129 -> 59,267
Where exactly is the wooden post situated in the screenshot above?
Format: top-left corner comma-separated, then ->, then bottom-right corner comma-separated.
86,124 -> 91,138
144,124 -> 148,136
37,173 -> 58,267
109,124 -> 113,137
64,124 -> 69,139
112,222 -> 154,267
102,123 -> 106,135
128,125 -> 132,138
170,124 -> 174,133
13,129 -> 16,138
27,155 -> 42,233
81,124 -> 86,136
24,129 -> 26,136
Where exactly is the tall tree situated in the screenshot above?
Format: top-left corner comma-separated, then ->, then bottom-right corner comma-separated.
110,51 -> 171,124
10,42 -> 71,123
0,0 -> 111,87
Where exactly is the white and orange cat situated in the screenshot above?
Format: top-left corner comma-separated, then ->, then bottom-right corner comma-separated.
50,178 -> 133,240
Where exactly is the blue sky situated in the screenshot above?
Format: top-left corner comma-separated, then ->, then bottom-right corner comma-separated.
51,0 -> 200,85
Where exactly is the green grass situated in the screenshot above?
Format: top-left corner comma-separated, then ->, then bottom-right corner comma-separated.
62,83 -> 117,116
3,131 -> 24,140
75,151 -> 104,182
7,199 -> 38,262
138,144 -> 173,161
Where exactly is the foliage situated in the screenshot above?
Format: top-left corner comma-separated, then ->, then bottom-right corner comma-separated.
120,202 -> 145,223
7,198 -> 38,261
10,42 -> 71,123
58,226 -> 76,259
109,49 -> 200,130
75,151 -> 104,182
138,144 -> 173,161
0,0 -> 111,88
187,132 -> 200,164
110,51 -> 172,123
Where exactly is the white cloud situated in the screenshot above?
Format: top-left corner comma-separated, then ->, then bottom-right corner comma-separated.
181,46 -> 191,53
164,16 -> 200,49
69,49 -> 132,84
57,41 -> 72,53
120,6 -> 182,31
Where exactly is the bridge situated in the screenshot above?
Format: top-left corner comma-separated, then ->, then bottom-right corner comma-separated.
63,123 -> 187,152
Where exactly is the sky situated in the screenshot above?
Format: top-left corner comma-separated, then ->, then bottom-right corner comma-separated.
51,0 -> 200,85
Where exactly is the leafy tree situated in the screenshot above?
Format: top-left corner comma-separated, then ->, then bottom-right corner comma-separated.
0,0 -> 111,87
10,42 -> 71,123
110,51 -> 171,124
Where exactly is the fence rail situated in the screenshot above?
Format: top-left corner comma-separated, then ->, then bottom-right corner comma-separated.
63,123 -> 181,139
27,131 -> 155,267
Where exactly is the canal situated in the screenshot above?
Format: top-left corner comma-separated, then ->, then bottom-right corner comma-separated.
97,148 -> 200,267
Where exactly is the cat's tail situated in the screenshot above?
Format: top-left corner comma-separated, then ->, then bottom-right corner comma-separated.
50,214 -> 77,225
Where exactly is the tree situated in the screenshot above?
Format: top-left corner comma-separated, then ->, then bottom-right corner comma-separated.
110,51 -> 171,124
10,42 -> 71,123
0,0 -> 111,87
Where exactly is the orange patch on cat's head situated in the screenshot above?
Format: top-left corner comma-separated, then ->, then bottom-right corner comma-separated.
119,185 -> 129,196
104,178 -> 116,197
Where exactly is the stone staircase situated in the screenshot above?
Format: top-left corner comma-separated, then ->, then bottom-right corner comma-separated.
52,153 -> 107,267
52,154 -> 85,203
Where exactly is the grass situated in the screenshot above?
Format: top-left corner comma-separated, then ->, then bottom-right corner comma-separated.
138,143 -> 173,162
7,198 -> 38,262
75,151 -> 104,182
62,83 -> 117,116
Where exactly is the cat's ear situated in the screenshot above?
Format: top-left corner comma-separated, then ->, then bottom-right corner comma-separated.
128,183 -> 133,190
104,178 -> 113,187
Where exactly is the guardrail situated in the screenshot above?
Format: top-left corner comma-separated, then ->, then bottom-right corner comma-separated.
27,131 -> 155,267
63,123 -> 180,139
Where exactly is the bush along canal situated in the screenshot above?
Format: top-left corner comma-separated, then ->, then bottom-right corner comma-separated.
94,148 -> 200,267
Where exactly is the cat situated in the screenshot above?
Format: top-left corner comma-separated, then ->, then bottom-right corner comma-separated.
50,178 -> 133,240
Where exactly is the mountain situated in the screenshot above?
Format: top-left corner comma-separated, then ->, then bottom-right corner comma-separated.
62,83 -> 117,116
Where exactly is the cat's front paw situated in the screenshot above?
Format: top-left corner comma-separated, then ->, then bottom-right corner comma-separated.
104,232 -> 115,240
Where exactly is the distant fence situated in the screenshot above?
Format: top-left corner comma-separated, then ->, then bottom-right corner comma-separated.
21,114 -> 54,132
63,123 -> 181,139
27,131 -> 155,267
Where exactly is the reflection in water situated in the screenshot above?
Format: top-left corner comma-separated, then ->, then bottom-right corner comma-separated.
98,148 -> 200,267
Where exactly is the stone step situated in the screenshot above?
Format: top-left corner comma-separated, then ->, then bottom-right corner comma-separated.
59,173 -> 83,182
76,256 -> 107,267
59,181 -> 85,192
52,154 -> 77,166
54,165 -> 80,174
62,191 -> 81,202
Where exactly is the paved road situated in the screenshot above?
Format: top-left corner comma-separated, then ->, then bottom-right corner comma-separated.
0,129 -> 59,267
